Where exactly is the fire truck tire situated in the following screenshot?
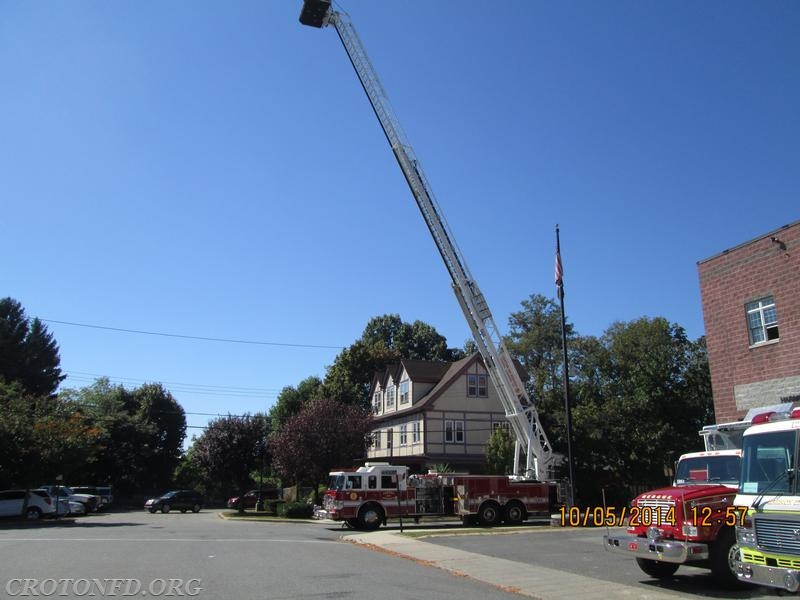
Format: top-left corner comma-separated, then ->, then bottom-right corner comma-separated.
478,501 -> 501,526
357,504 -> 384,530
710,528 -> 745,589
503,501 -> 526,525
635,558 -> 679,579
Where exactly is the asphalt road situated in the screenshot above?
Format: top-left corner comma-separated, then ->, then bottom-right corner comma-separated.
420,524 -> 778,599
0,511 -> 523,600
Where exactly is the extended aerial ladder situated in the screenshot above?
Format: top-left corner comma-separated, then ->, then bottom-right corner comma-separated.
299,1 -> 554,480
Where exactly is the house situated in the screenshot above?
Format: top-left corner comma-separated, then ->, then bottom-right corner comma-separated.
698,220 -> 800,423
366,353 -> 513,474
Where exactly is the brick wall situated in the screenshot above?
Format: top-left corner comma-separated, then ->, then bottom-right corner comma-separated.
698,221 -> 800,423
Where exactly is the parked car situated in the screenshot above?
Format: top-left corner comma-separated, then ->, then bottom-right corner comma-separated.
145,490 -> 203,514
0,489 -> 56,520
40,493 -> 86,517
38,485 -> 99,512
226,488 -> 281,510
72,486 -> 113,510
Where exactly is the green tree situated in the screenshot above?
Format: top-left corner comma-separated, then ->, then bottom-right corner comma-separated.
269,376 -> 323,433
270,397 -> 372,502
59,378 -> 187,494
0,381 -> 100,489
190,414 -> 268,502
570,318 -> 713,504
0,297 -> 65,396
504,294 -> 574,456
323,314 -> 462,407
485,427 -> 515,475
133,383 -> 187,491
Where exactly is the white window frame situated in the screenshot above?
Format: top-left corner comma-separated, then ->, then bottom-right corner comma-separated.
493,421 -> 510,434
399,380 -> 410,404
399,424 -> 407,446
467,374 -> 488,397
746,296 -> 779,345
372,391 -> 381,414
373,431 -> 381,450
445,420 -> 464,443
412,421 -> 421,443
386,385 -> 396,408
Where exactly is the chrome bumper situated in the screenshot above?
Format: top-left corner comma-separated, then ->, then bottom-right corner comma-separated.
735,560 -> 800,592
603,534 -> 709,563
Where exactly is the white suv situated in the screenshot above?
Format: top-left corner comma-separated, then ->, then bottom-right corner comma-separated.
0,489 -> 57,520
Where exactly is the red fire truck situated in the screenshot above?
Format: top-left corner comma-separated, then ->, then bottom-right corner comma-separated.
320,463 -> 559,530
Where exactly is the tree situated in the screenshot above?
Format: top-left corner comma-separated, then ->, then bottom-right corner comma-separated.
0,297 -> 65,396
485,427 -> 515,475
0,381 -> 100,489
133,383 -> 187,491
323,314 -> 462,407
504,294 -> 575,456
269,376 -> 323,433
190,415 -> 268,501
570,318 -> 713,504
270,397 -> 372,502
58,378 -> 187,494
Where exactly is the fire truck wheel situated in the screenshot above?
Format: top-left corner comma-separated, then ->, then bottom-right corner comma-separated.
635,558 -> 679,579
357,504 -> 384,530
710,528 -> 745,589
503,501 -> 526,525
478,501 -> 501,526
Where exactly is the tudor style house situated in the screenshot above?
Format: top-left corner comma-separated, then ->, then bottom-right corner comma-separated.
366,353 -> 511,474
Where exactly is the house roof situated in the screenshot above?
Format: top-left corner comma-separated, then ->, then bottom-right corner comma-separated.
372,353 -> 485,422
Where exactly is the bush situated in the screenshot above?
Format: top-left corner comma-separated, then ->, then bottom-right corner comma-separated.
277,501 -> 314,519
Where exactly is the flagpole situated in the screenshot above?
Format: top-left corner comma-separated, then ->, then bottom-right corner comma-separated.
556,224 -> 576,507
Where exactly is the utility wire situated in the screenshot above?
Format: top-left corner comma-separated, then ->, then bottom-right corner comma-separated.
40,318 -> 345,350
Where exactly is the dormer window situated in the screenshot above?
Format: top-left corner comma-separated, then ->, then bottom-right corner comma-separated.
399,380 -> 410,404
386,385 -> 395,408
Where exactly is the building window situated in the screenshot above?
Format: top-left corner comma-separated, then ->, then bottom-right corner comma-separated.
493,421 -> 510,435
399,424 -> 408,446
372,391 -> 381,414
373,431 -> 381,450
387,428 -> 393,449
746,296 -> 779,345
386,385 -> 396,408
399,380 -> 410,404
445,420 -> 464,443
467,374 -> 488,397
412,421 -> 421,443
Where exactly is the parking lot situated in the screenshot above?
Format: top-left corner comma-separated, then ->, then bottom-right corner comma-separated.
0,510 -> 781,599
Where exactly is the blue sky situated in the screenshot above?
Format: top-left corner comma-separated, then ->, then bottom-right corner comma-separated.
2,1 -> 798,439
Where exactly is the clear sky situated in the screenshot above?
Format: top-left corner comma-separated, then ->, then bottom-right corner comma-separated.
2,1 -> 798,440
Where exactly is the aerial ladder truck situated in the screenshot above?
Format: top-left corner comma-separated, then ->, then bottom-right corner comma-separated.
299,1 -> 555,482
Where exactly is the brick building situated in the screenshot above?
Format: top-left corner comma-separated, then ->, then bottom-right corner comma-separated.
698,220 -> 800,423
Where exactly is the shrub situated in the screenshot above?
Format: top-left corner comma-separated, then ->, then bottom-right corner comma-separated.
277,501 -> 313,519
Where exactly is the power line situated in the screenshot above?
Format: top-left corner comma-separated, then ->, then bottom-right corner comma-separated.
40,318 -> 345,350
64,371 -> 281,399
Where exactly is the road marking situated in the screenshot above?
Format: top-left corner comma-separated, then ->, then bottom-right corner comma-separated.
0,538 -> 335,543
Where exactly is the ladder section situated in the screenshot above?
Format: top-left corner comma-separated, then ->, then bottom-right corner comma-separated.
326,10 -> 553,479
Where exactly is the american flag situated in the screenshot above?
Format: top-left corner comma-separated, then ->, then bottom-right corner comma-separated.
555,250 -> 563,287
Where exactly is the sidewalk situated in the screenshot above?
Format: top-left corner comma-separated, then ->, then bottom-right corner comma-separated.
341,529 -> 737,600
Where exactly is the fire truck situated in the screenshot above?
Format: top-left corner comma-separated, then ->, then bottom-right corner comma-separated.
321,463 -> 557,530
733,407 -> 800,592
602,407 -> 783,588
